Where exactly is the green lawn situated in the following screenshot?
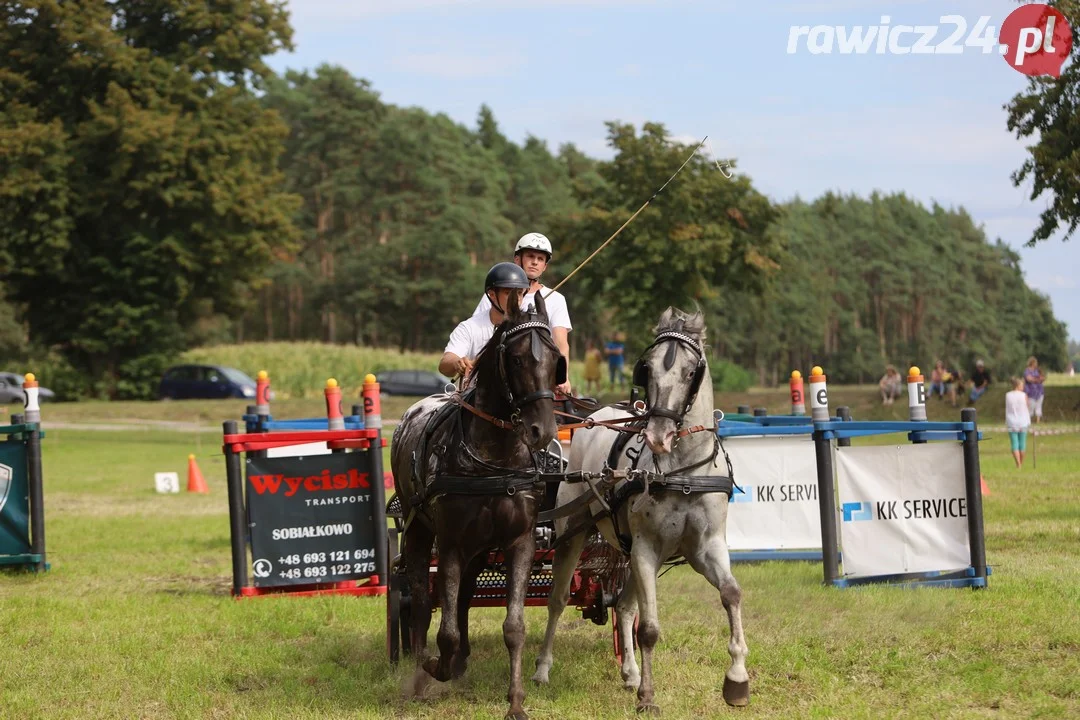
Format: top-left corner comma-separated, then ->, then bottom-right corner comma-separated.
1,409 -> 1078,718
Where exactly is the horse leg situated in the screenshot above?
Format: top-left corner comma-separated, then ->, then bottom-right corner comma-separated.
630,542 -> 663,714
451,552 -> 486,679
404,521 -> 435,662
532,527 -> 589,684
685,535 -> 750,707
615,580 -> 641,690
503,531 -> 537,720
423,545 -> 463,682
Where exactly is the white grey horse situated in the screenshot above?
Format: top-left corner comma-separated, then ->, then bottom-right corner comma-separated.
532,307 -> 750,713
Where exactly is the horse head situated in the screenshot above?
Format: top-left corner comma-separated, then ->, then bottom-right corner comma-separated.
633,306 -> 710,455
475,289 -> 562,451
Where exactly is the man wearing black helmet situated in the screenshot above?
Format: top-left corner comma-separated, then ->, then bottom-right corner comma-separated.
439,262 -> 530,382
472,232 -> 572,395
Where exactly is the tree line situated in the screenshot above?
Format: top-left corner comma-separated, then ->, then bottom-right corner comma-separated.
0,2 -> 1072,399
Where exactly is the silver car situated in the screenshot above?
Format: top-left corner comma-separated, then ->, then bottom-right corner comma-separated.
0,372 -> 56,405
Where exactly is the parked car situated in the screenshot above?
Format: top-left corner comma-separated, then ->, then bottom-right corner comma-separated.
158,365 -> 257,400
377,369 -> 452,396
0,372 -> 56,404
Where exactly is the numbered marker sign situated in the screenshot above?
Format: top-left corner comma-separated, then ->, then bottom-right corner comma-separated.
155,472 -> 180,494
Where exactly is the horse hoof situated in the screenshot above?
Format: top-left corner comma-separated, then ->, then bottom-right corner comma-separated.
636,702 -> 661,715
531,670 -> 549,685
623,678 -> 640,692
505,709 -> 529,720
421,656 -> 451,682
722,677 -> 750,707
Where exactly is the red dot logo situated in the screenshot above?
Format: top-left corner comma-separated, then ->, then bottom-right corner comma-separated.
999,3 -> 1073,77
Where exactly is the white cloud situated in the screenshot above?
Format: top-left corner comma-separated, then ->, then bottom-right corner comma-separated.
1048,275 -> 1078,289
391,51 -> 526,78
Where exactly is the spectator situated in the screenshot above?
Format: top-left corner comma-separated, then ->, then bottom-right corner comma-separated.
970,359 -> 991,403
879,365 -> 902,405
604,332 -> 626,390
943,364 -> 962,408
1005,376 -> 1030,469
929,360 -> 946,399
1023,356 -> 1046,424
583,340 -> 603,395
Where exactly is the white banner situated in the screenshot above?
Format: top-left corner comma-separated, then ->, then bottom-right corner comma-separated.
836,443 -> 970,578
267,441 -> 330,458
724,436 -> 821,551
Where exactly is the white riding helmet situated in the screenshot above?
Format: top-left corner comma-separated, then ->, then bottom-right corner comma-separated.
515,232 -> 552,258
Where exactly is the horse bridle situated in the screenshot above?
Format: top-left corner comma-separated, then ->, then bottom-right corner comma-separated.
495,319 -> 559,423
633,330 -> 708,427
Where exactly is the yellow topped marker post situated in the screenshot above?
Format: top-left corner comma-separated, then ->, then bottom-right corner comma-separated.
907,366 -> 927,422
789,370 -> 805,416
808,366 -> 829,422
325,378 -> 345,431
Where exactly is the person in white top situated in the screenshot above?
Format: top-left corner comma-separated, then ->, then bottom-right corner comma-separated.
472,232 -> 573,395
440,262 -> 530,382
1004,376 -> 1030,469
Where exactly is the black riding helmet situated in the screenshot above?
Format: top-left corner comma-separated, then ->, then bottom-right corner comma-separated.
484,262 -> 530,316
484,262 -> 530,292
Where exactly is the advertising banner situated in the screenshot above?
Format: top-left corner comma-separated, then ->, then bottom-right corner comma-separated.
836,443 -> 970,578
724,436 -> 821,551
0,440 -> 31,557
246,453 -> 378,588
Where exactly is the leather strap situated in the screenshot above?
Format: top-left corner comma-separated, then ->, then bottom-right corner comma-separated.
451,393 -> 516,430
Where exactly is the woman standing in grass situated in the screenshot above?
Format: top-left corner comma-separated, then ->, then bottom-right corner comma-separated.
1023,356 -> 1046,424
1005,376 -> 1031,469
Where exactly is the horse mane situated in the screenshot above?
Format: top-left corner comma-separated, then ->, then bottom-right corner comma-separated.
652,305 -> 707,344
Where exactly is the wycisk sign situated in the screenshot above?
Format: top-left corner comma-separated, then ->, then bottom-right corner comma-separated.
245,453 -> 377,588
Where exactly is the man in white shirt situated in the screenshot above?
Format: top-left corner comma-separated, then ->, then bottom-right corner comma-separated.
471,232 -> 573,395
439,262 -> 530,382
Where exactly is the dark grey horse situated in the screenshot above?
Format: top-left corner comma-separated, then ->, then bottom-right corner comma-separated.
390,291 -> 564,720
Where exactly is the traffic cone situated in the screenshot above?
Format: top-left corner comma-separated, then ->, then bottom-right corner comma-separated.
980,474 -> 991,496
187,454 -> 209,493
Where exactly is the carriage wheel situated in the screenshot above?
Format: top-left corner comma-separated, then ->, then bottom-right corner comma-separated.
611,607 -> 639,667
387,580 -> 402,663
387,528 -> 402,663
386,528 -> 412,663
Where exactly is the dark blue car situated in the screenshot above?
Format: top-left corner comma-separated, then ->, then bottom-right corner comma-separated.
158,364 -> 257,400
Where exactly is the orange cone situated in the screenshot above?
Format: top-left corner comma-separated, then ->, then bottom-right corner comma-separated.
980,474 -> 991,496
187,454 -> 209,493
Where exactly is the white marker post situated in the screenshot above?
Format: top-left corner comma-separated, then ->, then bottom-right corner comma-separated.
808,366 -> 829,422
907,366 -> 927,422
22,373 -> 41,424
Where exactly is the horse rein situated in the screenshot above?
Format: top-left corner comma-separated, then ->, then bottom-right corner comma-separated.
452,318 -> 561,430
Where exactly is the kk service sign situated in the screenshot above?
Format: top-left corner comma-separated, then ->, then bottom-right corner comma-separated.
836,443 -> 970,578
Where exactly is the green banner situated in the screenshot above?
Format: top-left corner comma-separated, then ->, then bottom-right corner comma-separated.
0,439 -> 31,557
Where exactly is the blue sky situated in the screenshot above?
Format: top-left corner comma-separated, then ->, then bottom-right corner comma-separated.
268,0 -> 1079,343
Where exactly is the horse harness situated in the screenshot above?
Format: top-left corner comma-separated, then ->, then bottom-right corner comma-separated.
402,323 -> 737,553
402,316 -> 566,532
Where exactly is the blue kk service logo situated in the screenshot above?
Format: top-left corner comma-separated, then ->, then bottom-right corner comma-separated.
730,485 -> 753,504
841,501 -> 872,522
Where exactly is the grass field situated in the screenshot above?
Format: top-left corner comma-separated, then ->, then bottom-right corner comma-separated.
1,401 -> 1079,718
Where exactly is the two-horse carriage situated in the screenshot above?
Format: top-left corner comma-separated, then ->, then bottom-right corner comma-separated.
387,291 -> 748,719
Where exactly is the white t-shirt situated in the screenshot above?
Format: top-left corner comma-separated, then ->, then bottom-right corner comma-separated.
472,285 -> 572,331
1005,390 -> 1030,432
444,314 -> 497,361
